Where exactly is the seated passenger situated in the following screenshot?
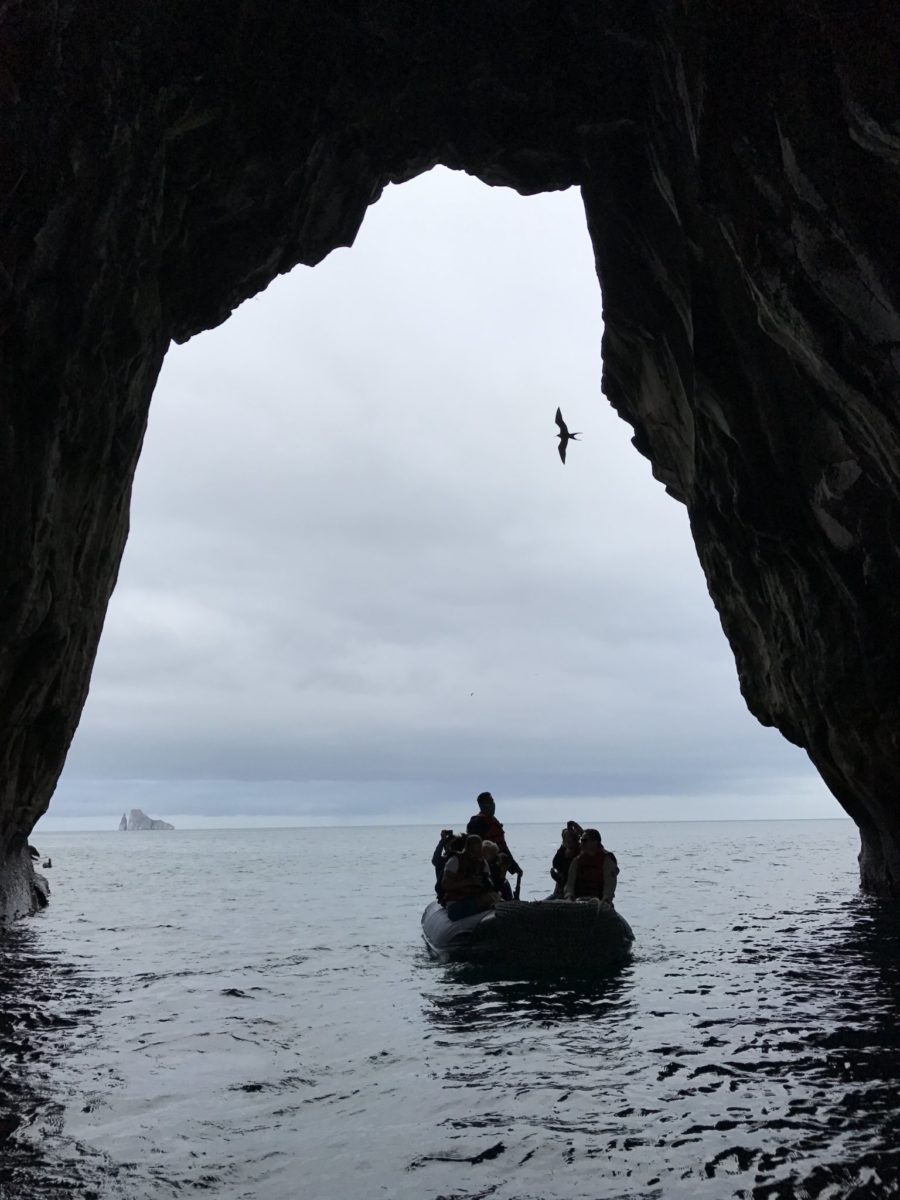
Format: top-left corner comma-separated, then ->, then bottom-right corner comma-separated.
564,828 -> 618,908
432,832 -> 464,901
432,829 -> 454,880
441,834 -> 498,921
482,840 -> 513,901
550,822 -> 582,898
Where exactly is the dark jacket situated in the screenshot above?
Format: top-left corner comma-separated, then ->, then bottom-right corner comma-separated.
550,845 -> 577,897
487,858 -> 513,901
432,839 -> 448,882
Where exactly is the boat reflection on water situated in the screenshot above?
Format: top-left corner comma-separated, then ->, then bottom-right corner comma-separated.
418,962 -> 639,1160
422,958 -> 637,1034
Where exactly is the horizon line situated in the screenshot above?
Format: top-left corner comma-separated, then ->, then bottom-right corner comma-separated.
35,814 -> 854,832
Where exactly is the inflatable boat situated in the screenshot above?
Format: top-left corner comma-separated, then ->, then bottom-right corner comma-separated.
421,897 -> 634,971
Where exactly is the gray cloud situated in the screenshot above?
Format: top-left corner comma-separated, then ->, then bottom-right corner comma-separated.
50,167 -> 839,826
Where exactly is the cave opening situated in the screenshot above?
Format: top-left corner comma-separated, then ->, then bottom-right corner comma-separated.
41,169 -> 838,834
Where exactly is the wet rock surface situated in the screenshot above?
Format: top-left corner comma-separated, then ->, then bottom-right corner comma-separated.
0,846 -> 50,924
2,3 -> 900,889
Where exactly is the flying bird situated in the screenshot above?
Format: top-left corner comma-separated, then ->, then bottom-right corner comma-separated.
555,407 -> 581,464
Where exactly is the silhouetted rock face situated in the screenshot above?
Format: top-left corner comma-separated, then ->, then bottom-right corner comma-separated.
2,2 -> 899,907
0,844 -> 50,923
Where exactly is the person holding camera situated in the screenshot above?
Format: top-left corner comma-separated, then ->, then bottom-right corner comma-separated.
431,829 -> 465,901
550,820 -> 583,898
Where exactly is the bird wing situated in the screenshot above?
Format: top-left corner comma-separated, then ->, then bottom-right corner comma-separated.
555,407 -> 568,435
558,440 -> 567,464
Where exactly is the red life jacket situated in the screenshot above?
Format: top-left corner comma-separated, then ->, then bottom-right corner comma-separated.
571,849 -> 616,899
468,812 -> 505,846
467,813 -> 519,871
442,853 -> 491,902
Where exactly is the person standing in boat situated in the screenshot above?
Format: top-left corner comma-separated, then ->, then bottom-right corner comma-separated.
564,829 -> 618,909
441,834 -> 498,921
466,792 -> 523,887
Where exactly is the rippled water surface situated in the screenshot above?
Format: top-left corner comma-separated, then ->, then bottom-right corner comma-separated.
3,819 -> 900,1199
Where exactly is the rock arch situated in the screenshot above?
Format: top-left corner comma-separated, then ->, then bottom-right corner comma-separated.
3,1 -> 900,912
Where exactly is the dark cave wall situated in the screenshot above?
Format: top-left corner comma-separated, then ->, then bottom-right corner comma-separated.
1,0 -> 175,913
580,4 -> 900,889
2,0 -> 900,914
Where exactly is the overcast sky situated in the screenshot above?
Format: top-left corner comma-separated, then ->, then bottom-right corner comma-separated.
40,168 -> 841,830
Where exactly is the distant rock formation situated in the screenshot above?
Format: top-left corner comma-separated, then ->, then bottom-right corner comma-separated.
118,809 -> 174,832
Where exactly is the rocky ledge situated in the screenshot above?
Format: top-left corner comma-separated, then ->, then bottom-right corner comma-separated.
0,842 -> 50,924
2,2 -> 900,900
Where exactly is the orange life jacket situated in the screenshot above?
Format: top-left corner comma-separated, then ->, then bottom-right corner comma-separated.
442,853 -> 491,903
571,849 -> 616,899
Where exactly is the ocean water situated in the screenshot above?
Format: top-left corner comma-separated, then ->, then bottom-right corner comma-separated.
2,819 -> 900,1200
